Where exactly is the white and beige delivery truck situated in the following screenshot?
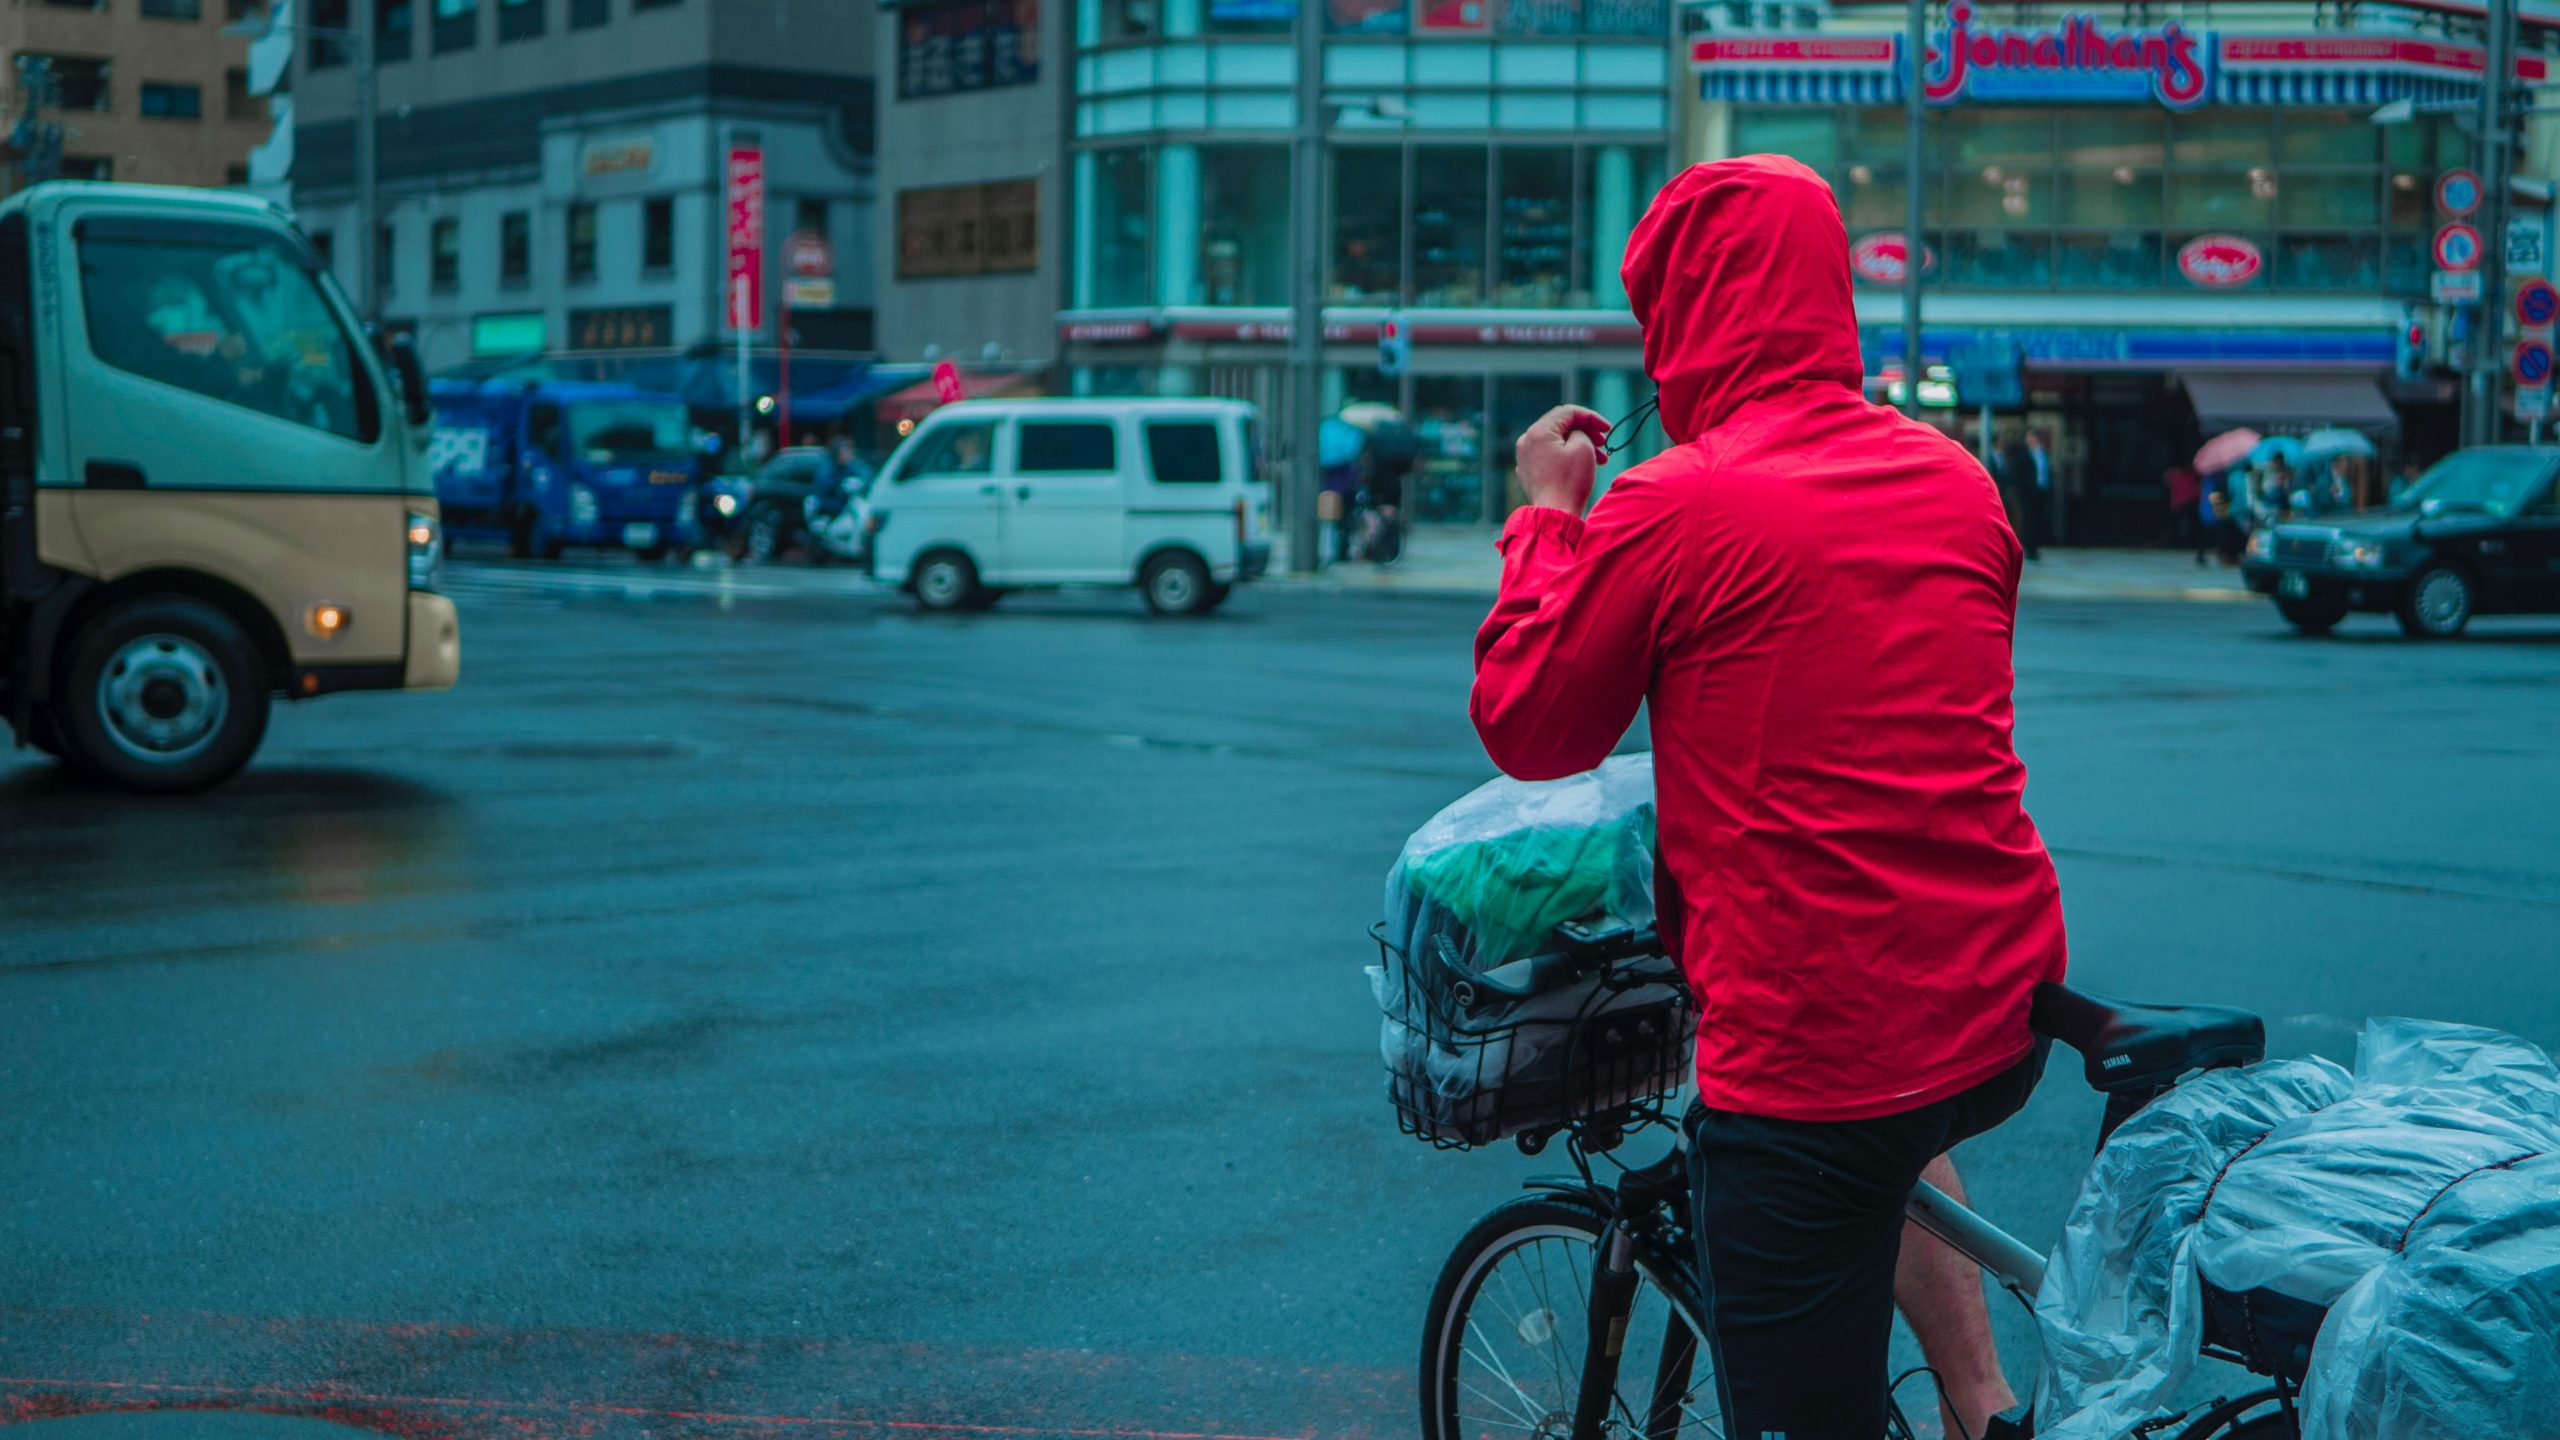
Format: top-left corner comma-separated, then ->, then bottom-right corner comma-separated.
0,182 -> 458,793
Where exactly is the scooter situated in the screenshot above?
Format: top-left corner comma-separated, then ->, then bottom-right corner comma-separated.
798,483 -> 873,568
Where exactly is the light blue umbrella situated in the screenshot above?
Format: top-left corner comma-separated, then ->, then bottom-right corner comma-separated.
1319,416 -> 1365,468
2248,435 -> 2306,468
2299,427 -> 2377,462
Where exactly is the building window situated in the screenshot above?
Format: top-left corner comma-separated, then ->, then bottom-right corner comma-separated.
1331,147 -> 1401,303
498,0 -> 544,41
377,0 -> 415,60
1079,147 -> 1151,307
433,0 -> 476,51
1496,147 -> 1573,308
226,0 -> 265,18
309,0 -> 350,66
1197,147 -> 1287,307
567,201 -> 597,282
430,217 -> 460,289
633,0 -> 676,8
1413,146 -> 1487,307
569,0 -> 608,25
641,196 -> 674,271
500,211 -> 531,285
139,82 -> 203,120
60,155 -> 112,181
141,0 -> 205,19
310,229 -> 335,268
27,56 -> 113,111
378,222 -> 397,294
793,197 -> 829,248
225,163 -> 250,185
224,67 -> 258,119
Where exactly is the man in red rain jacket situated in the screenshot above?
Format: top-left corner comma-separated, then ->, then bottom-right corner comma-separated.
1472,154 -> 2069,1439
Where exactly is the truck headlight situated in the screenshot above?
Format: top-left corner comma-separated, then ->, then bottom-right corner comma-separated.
713,491 -> 740,517
2246,528 -> 2275,561
570,484 -> 599,526
406,509 -> 442,592
2330,538 -> 2389,568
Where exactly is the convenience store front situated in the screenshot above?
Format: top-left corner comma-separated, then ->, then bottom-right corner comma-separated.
1692,7 -> 2538,540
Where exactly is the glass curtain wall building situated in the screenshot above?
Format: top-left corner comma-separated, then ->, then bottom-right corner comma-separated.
1058,0 -> 1675,524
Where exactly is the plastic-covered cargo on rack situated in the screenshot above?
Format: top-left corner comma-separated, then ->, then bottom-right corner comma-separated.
2034,1019 -> 2560,1440
2298,1152 -> 2560,1440
1368,755 -> 1691,1148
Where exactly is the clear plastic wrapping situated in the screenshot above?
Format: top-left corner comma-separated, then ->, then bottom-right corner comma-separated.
2299,1153 -> 2560,1440
1369,755 -> 1687,1147
2035,1019 -> 2560,1440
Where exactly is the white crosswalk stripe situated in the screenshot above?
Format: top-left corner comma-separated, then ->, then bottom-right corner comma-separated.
440,559 -> 894,605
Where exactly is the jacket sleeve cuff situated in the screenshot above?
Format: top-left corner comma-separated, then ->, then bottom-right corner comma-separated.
1499,505 -> 1586,553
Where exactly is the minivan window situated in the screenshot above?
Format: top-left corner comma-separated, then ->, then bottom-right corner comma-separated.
82,232 -> 376,441
1019,421 -> 1117,473
1145,420 -> 1223,484
898,421 -> 995,480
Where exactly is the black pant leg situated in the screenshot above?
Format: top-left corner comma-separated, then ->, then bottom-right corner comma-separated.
1684,1102 -> 1952,1440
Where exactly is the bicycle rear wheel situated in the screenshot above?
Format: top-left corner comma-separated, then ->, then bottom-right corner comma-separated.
1422,1193 -> 1723,1440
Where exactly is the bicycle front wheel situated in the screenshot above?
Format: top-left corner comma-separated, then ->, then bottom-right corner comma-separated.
1421,1193 -> 1724,1440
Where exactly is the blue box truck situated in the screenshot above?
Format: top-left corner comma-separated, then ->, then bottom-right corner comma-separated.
429,378 -> 703,560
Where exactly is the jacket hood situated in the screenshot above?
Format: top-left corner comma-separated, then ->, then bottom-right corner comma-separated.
1620,155 -> 1866,443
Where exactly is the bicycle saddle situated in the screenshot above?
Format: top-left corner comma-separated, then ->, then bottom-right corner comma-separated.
2029,982 -> 2266,1094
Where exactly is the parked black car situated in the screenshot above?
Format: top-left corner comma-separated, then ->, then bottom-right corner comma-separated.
2241,446 -> 2560,638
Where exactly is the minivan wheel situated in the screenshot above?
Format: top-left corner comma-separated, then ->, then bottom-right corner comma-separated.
57,596 -> 270,794
1142,552 -> 1214,617
913,550 -> 982,612
2397,565 -> 2474,639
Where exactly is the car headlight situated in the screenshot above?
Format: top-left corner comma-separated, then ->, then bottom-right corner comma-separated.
406,509 -> 442,592
713,491 -> 740,517
2330,538 -> 2389,568
569,484 -> 599,525
2246,528 -> 2275,561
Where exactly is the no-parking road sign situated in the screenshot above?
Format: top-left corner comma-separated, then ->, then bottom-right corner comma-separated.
2514,339 -> 2553,386
2519,279 -> 2560,332
2435,223 -> 2484,273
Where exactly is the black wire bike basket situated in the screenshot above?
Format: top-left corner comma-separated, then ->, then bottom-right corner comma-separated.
1373,922 -> 1696,1150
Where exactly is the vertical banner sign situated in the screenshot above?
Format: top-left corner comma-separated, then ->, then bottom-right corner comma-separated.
725,146 -> 766,335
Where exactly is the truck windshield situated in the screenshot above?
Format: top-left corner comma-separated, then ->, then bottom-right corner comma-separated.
2398,451 -> 2546,519
569,402 -> 690,463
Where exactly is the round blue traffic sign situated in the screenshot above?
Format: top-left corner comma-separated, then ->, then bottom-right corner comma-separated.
2436,223 -> 2484,272
2438,168 -> 2485,218
2520,279 -> 2560,329
2515,340 -> 2552,386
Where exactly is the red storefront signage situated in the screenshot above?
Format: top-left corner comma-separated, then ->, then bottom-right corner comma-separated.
2177,235 -> 2262,288
723,146 -> 765,333
1923,5 -> 2212,109
1849,233 -> 1933,285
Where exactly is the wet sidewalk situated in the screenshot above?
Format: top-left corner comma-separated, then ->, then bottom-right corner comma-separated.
1269,526 -> 2257,605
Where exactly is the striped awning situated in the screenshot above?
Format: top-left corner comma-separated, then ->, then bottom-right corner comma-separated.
1699,70 -> 1902,104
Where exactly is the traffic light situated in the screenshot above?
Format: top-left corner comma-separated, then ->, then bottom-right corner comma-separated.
1378,312 -> 1410,378
2397,312 -> 2426,380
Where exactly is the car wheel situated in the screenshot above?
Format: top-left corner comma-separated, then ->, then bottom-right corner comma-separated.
635,545 -> 671,563
912,550 -> 981,612
2276,596 -> 2347,635
745,503 -> 793,563
2397,565 -> 2474,639
1141,551 -> 1214,617
56,595 -> 271,794
507,511 -> 535,560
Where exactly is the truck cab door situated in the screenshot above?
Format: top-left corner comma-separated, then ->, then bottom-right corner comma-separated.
51,209 -> 408,667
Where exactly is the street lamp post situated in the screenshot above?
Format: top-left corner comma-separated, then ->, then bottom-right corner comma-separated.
1286,0 -> 1324,573
227,4 -> 379,322
2471,0 -> 2517,447
1901,0 -> 1926,420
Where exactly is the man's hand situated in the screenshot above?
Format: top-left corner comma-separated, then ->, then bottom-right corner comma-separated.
1514,405 -> 1612,516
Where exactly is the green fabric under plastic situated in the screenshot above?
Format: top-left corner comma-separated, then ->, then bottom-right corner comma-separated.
1401,805 -> 1654,967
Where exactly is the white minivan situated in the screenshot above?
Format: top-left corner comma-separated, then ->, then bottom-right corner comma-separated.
866,398 -> 1273,615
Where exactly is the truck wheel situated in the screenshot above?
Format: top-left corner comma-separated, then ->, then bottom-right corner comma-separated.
912,550 -> 981,612
2397,565 -> 2474,639
1141,552 -> 1214,617
635,545 -> 671,563
2276,596 -> 2347,635
507,512 -> 536,560
56,596 -> 271,794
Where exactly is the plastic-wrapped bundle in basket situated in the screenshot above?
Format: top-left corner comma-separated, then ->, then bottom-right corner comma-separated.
1369,755 -> 1693,1148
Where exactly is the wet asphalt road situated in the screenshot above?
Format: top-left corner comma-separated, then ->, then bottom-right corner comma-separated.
4,558 -> 2557,1439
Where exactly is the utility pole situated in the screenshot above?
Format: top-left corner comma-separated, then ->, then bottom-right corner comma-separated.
1285,0 -> 1324,573
353,0 -> 380,323
1901,0 -> 1926,419
2470,0 -> 2517,447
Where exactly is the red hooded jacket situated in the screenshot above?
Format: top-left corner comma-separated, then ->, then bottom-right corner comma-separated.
1471,155 -> 2068,1122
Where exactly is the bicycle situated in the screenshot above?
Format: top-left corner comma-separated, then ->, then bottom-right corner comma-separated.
1399,921 -> 2304,1440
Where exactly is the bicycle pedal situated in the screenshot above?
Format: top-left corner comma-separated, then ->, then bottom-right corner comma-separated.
1979,1405 -> 2034,1440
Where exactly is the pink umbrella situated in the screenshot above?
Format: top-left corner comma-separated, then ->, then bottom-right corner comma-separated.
2194,428 -> 2262,474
